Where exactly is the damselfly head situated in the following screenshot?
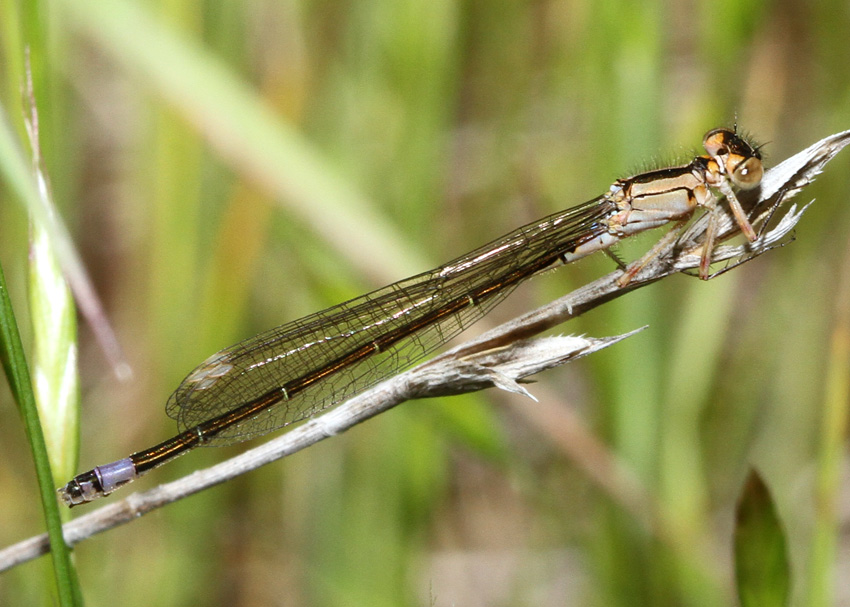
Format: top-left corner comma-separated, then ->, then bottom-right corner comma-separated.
702,128 -> 764,190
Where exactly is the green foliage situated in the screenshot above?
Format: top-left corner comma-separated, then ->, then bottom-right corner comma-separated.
0,260 -> 81,605
734,470 -> 791,607
1,0 -> 848,605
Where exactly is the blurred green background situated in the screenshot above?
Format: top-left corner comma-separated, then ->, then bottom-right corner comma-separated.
1,0 -> 849,605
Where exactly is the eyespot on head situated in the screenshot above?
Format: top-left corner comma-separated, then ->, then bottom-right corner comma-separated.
703,128 -> 736,157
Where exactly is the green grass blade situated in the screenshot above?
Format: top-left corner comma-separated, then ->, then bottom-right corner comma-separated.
0,93 -> 83,607
29,220 -> 80,483
734,470 -> 791,607
0,260 -> 83,606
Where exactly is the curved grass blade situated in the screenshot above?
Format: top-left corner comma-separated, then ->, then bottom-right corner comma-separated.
734,470 -> 791,607
0,261 -> 82,606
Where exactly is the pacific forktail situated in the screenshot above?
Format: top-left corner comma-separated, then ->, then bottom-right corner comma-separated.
59,127 -> 763,506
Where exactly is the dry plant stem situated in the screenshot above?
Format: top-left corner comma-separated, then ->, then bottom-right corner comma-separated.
1,128 -> 848,573
0,332 -> 638,572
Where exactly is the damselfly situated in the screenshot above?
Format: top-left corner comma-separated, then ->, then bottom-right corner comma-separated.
59,127 -> 763,506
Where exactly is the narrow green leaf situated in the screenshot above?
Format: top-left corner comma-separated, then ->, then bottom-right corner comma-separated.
29,220 -> 80,482
734,470 -> 791,607
0,259 -> 83,606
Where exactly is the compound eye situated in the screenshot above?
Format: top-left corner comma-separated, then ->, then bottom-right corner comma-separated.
703,128 -> 734,156
730,156 -> 763,189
